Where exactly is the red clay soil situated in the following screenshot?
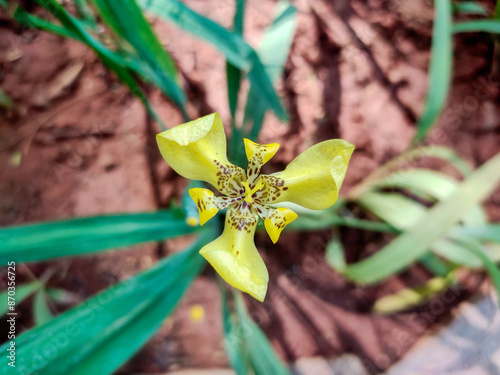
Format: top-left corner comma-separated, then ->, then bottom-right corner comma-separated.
1,0 -> 499,374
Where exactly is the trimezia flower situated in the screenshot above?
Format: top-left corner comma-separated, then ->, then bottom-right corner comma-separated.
156,113 -> 354,302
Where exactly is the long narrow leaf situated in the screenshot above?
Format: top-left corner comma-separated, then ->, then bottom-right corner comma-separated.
413,0 -> 453,143
33,289 -> 54,326
0,210 -> 197,263
90,0 -> 187,116
221,286 -> 251,375
453,19 -> 500,33
138,0 -> 287,120
234,292 -> 290,375
342,152 -> 500,283
0,281 -> 42,316
0,234 -> 210,375
17,3 -> 166,127
226,0 -> 245,120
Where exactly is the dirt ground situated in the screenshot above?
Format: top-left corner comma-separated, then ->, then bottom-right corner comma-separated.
1,0 -> 499,374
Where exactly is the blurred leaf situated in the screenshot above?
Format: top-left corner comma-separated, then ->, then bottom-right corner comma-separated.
418,252 -> 452,277
89,0 -> 187,117
452,1 -> 490,15
370,169 -> 487,224
230,0 -> 297,164
0,210 -> 197,263
16,4 -> 166,128
0,234 -> 210,375
456,237 -> 500,301
73,0 -> 98,28
46,288 -> 81,305
414,0 -> 453,143
373,274 -> 455,314
0,0 -> 7,8
234,292 -> 290,375
356,191 -> 492,268
453,19 -> 500,33
226,0 -> 245,120
33,289 -> 54,326
349,145 -> 472,199
0,88 -> 13,108
325,228 -> 346,271
453,224 -> 500,242
342,152 -> 500,284
0,281 -> 42,316
244,1 -> 297,140
357,192 -> 426,230
221,286 -> 251,375
138,0 -> 287,120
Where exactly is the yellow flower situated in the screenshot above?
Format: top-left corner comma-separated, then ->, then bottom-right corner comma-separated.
157,113 -> 354,302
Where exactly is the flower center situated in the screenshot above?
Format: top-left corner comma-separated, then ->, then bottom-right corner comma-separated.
241,178 -> 264,204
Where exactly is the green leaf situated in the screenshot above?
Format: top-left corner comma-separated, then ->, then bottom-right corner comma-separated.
0,281 -> 42,316
0,0 -> 7,8
89,0 -> 187,117
413,0 -> 453,143
0,210 -> 197,263
33,289 -> 54,326
138,0 -> 287,120
456,237 -> 500,301
234,292 -> 290,375
221,285 -> 251,375
453,19 -> 500,33
357,192 -> 426,230
452,1 -> 490,15
348,145 -> 472,199
226,0 -> 245,120
453,224 -> 500,243
325,228 -> 346,271
370,169 -> 487,225
243,1 -> 297,140
0,234 -> 210,375
17,3 -> 166,128
342,152 -> 500,284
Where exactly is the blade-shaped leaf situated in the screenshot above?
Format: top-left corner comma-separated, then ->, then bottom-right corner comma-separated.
0,233 -> 210,375
138,0 -> 287,120
226,0 -> 245,120
33,289 -> 54,326
455,237 -> 500,301
0,210 -> 197,263
234,292 -> 290,375
16,3 -> 166,128
453,19 -> 500,33
414,0 -> 453,143
89,0 -> 187,116
452,1 -> 489,15
342,152 -> 500,283
0,281 -> 42,316
370,169 -> 487,224
221,285 -> 251,375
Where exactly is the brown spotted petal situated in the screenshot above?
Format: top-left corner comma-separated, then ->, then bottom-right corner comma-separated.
258,139 -> 355,210
199,207 -> 269,302
156,112 -> 245,196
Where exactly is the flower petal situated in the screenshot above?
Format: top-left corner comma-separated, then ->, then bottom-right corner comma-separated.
189,188 -> 235,226
258,139 -> 354,210
243,138 -> 279,185
264,207 -> 298,244
156,113 -> 245,196
199,207 -> 268,301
